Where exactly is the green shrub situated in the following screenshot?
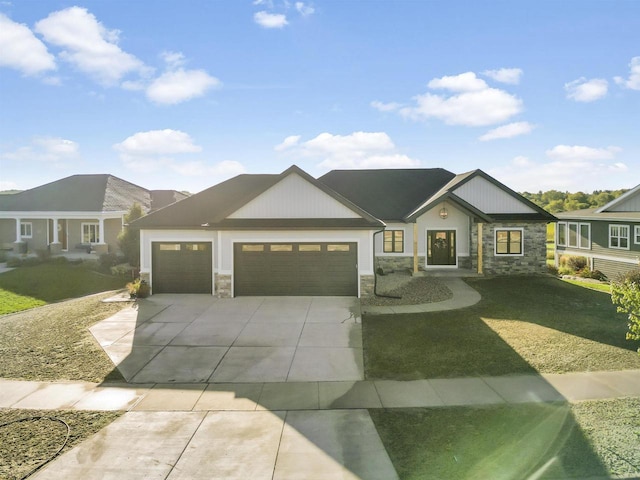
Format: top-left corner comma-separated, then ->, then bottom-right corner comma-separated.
110,263 -> 135,277
558,266 -> 573,276
118,203 -> 143,268
567,256 -> 588,272
617,269 -> 640,285
547,264 -> 559,276
611,272 -> 640,355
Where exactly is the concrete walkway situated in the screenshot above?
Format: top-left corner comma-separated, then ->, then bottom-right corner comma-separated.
361,277 -> 481,315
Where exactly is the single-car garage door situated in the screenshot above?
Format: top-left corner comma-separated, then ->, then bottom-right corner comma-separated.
234,242 -> 357,296
152,242 -> 212,294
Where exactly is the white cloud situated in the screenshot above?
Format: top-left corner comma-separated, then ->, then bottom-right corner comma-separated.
491,145 -> 627,191
295,2 -> 315,16
0,13 -> 56,76
114,129 -> 202,156
34,7 -> 149,85
276,131 -> 421,170
254,11 -> 288,28
146,68 -> 221,105
160,51 -> 186,69
275,135 -> 301,151
427,72 -> 488,92
545,144 -> 621,161
479,121 -> 534,141
0,136 -> 79,167
565,77 -> 608,102
614,56 -> 640,90
482,68 -> 523,85
371,100 -> 402,112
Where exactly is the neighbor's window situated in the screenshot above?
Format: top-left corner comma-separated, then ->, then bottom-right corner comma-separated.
82,223 -> 100,243
20,222 -> 32,238
495,229 -> 523,255
568,223 -> 579,248
557,222 -> 567,246
609,224 -> 629,249
635,226 -> 640,245
579,223 -> 591,249
383,230 -> 404,253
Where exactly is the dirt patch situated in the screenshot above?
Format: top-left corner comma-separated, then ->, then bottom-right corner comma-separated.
362,275 -> 453,306
0,292 -> 129,383
0,409 -> 122,480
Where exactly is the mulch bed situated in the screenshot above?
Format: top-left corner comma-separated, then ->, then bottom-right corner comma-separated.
361,276 -> 453,306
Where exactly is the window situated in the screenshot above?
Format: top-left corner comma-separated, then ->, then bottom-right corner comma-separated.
20,222 -> 32,238
299,244 -> 321,252
159,243 -> 181,251
609,225 -> 629,249
383,230 -> 404,253
568,223 -> 579,248
579,224 -> 591,249
242,244 -> 264,252
327,244 -> 350,252
495,229 -> 523,255
557,222 -> 567,246
270,244 -> 293,252
635,226 -> 640,245
82,223 -> 100,244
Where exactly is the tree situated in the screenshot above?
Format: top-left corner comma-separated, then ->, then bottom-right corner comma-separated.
118,203 -> 144,267
611,270 -> 640,356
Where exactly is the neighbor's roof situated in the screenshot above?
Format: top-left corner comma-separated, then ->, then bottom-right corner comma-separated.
133,165 -> 385,230
557,208 -> 640,221
318,168 -> 457,221
0,174 -> 150,212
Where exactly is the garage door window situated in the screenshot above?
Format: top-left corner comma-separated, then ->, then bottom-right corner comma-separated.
159,243 -> 181,251
328,244 -> 350,252
242,244 -> 264,252
270,244 -> 293,252
186,243 -> 207,251
299,244 -> 321,252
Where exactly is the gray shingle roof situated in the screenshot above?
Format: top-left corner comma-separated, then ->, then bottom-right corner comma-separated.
318,168 -> 457,221
0,174 -> 150,212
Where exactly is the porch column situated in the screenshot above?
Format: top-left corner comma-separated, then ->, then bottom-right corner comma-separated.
15,218 -> 21,242
49,218 -> 62,254
477,222 -> 483,275
13,218 -> 26,254
413,223 -> 419,274
98,217 -> 105,243
94,217 -> 108,254
52,218 -> 59,244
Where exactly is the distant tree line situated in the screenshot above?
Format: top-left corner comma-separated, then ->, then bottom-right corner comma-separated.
520,189 -> 628,213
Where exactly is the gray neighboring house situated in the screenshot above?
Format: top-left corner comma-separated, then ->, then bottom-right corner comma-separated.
133,165 -> 555,298
0,174 -> 186,256
556,184 -> 640,279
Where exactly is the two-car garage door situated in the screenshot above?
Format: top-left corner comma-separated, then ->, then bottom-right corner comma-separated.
234,242 -> 357,296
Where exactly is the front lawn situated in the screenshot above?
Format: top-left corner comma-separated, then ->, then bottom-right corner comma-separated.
0,293 -> 127,382
363,276 -> 640,379
0,263 -> 127,314
370,397 -> 640,479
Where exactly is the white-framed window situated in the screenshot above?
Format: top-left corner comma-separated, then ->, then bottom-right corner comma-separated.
609,224 -> 629,250
579,223 -> 591,249
82,223 -> 100,244
557,222 -> 567,246
635,226 -> 640,245
383,230 -> 404,253
568,222 -> 579,248
20,222 -> 32,238
495,228 -> 523,256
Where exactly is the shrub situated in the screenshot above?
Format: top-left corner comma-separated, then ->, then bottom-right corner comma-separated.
617,269 -> 640,286
111,263 -> 136,277
118,203 -> 144,268
577,269 -> 607,281
126,278 -> 150,298
558,266 -> 573,276
611,272 -> 640,355
567,256 -> 588,272
547,264 -> 559,276
99,253 -> 121,271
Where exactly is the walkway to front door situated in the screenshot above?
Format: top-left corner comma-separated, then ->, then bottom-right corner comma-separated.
91,295 -> 363,383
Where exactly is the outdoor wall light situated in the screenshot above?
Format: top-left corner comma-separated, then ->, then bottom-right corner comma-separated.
439,206 -> 448,219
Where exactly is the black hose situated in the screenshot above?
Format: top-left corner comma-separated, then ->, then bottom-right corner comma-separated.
0,416 -> 71,479
372,229 -> 403,299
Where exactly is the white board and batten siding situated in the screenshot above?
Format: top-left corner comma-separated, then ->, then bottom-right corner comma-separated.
228,173 -> 360,219
454,176 -> 536,214
607,193 -> 640,212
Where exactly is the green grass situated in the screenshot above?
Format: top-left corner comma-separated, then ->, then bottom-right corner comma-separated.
0,263 -> 127,314
370,398 -> 640,479
561,277 -> 611,293
363,276 -> 640,379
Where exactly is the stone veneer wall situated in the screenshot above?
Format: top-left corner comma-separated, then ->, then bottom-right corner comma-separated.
376,256 -> 413,273
215,274 -> 232,298
360,274 -> 375,298
470,221 -> 548,275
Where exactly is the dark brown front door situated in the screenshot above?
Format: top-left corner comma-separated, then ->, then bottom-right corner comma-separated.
427,230 -> 456,266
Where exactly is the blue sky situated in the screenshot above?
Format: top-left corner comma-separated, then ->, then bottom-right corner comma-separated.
1,1 -> 638,194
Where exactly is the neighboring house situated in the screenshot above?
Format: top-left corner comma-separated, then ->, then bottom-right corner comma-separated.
0,174 -> 186,256
556,184 -> 640,279
133,165 -> 555,298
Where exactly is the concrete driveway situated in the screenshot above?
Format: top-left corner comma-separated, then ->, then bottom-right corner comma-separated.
91,295 -> 363,383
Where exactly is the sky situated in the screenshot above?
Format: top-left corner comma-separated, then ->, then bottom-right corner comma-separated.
0,1 -> 639,194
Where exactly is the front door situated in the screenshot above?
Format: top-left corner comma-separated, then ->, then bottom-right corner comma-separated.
427,230 -> 456,266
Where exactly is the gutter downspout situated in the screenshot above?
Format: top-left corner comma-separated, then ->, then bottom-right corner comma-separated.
373,229 -> 402,299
